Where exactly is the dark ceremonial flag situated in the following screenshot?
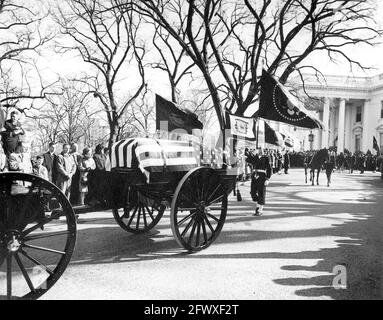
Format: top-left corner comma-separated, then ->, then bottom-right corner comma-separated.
258,69 -> 324,130
373,136 -> 380,153
156,94 -> 203,134
264,121 -> 279,146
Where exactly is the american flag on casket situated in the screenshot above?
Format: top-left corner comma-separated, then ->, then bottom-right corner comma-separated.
109,138 -> 199,182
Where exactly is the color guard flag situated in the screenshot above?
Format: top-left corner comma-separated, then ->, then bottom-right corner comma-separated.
225,112 -> 256,141
373,136 -> 380,153
257,69 -> 324,130
156,94 -> 203,134
264,121 -> 280,146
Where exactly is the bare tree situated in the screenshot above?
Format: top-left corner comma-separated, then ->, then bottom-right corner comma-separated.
147,11 -> 196,103
32,79 -> 101,150
53,0 -> 147,149
130,89 -> 156,137
127,0 -> 382,127
0,0 -> 58,109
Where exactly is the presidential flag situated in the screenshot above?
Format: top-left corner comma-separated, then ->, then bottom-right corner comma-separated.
225,112 -> 256,141
373,136 -> 380,153
156,94 -> 203,134
257,69 -> 324,130
282,134 -> 294,148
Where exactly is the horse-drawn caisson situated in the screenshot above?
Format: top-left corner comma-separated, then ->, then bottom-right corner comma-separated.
0,70 -> 326,300
0,137 -> 237,300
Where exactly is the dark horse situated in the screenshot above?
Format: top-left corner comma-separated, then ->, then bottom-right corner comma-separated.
304,148 -> 329,186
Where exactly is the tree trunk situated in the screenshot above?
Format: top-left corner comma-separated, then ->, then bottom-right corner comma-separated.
108,121 -> 119,153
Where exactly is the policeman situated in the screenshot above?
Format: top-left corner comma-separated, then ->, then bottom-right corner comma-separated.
245,147 -> 272,216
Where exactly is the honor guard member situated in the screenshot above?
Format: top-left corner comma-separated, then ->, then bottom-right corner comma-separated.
245,148 -> 272,216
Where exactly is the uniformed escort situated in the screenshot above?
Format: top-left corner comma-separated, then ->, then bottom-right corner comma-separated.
245,148 -> 272,216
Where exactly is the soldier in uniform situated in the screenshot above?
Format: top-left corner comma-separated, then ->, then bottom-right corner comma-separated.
324,150 -> 337,187
245,147 -> 272,216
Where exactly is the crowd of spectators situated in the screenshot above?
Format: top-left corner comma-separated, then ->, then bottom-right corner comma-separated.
285,149 -> 383,174
0,110 -> 109,206
236,146 -> 383,184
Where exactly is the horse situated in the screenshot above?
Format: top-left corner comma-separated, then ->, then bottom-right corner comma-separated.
305,148 -> 329,186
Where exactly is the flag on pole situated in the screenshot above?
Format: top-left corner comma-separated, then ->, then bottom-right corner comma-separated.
264,121 -> 281,146
156,94 -> 203,134
225,112 -> 256,141
279,133 -> 294,148
257,69 -> 324,130
373,136 -> 380,153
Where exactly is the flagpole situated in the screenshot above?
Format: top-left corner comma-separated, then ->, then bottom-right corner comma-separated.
256,119 -> 259,149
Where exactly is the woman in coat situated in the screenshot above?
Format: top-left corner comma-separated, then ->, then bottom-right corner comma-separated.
79,147 -> 96,205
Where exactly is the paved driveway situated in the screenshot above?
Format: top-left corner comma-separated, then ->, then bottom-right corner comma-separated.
42,168 -> 383,300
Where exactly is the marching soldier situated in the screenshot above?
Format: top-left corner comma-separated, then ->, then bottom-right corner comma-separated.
245,147 -> 272,216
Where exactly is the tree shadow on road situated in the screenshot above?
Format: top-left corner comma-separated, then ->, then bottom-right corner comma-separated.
65,173 -> 383,299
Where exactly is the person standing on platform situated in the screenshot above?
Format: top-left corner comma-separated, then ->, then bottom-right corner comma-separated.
56,143 -> 77,199
245,148 -> 272,216
283,150 -> 290,174
2,111 -> 25,156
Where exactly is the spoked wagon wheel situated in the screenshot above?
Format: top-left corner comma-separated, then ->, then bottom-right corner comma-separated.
112,186 -> 166,234
0,173 -> 76,300
171,167 -> 228,252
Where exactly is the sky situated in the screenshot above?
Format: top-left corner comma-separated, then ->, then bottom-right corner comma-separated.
4,0 -> 383,135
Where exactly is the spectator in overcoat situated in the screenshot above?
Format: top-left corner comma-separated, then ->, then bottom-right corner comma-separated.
70,143 -> 82,205
79,147 -> 96,205
43,142 -> 57,183
93,144 -> 107,171
56,143 -> 77,199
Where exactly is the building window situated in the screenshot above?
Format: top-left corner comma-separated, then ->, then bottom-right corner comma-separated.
355,134 -> 361,152
356,106 -> 362,122
381,101 -> 383,118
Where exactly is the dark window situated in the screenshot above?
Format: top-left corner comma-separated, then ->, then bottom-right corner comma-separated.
381,101 -> 383,118
356,106 -> 362,122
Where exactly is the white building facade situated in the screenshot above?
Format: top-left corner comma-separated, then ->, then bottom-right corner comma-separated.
284,73 -> 383,153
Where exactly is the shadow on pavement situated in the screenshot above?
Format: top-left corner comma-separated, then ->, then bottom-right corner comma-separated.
66,172 -> 383,299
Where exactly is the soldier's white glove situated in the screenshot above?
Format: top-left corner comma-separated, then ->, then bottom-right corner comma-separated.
264,179 -> 270,186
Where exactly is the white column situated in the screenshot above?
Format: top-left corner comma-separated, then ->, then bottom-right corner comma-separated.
321,97 -> 331,148
344,103 -> 352,152
337,98 -> 346,152
362,99 -> 371,152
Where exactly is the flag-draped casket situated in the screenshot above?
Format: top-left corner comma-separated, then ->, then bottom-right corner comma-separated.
110,138 -> 199,182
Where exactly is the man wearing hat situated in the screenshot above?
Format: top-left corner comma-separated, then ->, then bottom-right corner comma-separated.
245,147 -> 272,216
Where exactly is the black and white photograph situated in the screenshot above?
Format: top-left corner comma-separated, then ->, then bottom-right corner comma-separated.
0,0 -> 383,305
